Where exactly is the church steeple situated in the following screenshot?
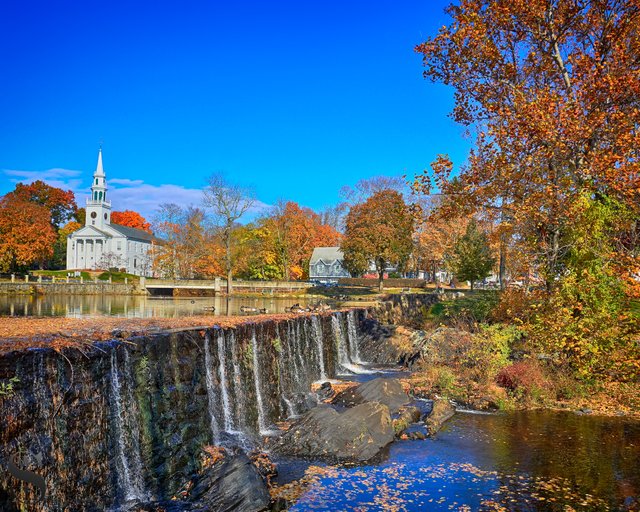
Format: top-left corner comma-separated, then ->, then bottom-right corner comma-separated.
86,148 -> 112,229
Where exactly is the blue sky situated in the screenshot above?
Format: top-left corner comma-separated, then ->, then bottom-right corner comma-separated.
0,0 -> 469,219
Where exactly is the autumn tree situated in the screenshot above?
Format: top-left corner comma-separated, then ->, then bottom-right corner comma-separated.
263,201 -> 342,280
152,204 -> 221,279
414,0 -> 640,291
7,180 -> 77,229
111,210 -> 152,233
448,220 -> 496,290
341,190 -> 414,292
0,195 -> 57,272
414,0 -> 640,377
202,174 -> 255,294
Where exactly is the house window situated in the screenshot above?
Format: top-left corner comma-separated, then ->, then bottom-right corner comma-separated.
134,258 -> 137,268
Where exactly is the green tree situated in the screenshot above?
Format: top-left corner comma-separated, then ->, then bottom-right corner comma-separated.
341,190 -> 414,292
448,220 -> 495,290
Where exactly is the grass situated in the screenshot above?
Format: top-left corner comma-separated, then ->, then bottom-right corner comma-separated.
32,270 -> 91,279
425,290 -> 500,324
98,271 -> 138,283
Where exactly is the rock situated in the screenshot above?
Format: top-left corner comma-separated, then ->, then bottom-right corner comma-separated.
407,398 -> 434,420
332,378 -> 409,414
316,381 -> 335,401
272,402 -> 394,462
425,399 -> 455,436
392,406 -> 421,436
188,452 -> 270,512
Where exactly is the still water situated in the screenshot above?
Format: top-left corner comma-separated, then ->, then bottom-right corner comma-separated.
0,294 -> 318,318
284,410 -> 640,511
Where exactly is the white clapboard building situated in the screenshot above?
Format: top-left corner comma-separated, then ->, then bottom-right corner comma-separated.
66,149 -> 156,276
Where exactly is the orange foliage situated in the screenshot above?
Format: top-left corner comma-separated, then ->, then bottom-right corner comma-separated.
111,210 -> 152,233
0,196 -> 57,271
264,201 -> 342,280
7,180 -> 77,229
414,1 -> 640,289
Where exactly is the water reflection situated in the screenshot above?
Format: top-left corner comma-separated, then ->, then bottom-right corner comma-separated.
285,410 -> 640,511
0,294 -> 317,318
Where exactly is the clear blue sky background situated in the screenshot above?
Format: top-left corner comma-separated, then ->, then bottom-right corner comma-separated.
0,0 -> 469,219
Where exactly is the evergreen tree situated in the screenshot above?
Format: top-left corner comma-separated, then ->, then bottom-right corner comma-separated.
449,220 -> 495,290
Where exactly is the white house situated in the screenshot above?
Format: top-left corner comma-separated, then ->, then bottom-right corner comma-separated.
66,149 -> 157,276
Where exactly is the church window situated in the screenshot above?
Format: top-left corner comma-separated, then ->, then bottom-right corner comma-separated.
94,191 -> 97,201
95,178 -> 98,185
104,213 -> 107,220
90,212 -> 97,219
117,241 -> 122,251
134,258 -> 137,268
98,191 -> 103,201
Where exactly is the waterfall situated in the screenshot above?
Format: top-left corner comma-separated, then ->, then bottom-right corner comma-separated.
346,310 -> 363,364
204,334 -> 221,443
282,395 -> 297,418
110,348 -> 147,502
332,312 -> 375,375
331,313 -> 351,371
286,321 -> 302,388
311,315 -> 327,381
251,329 -> 269,435
216,332 -> 233,432
121,349 -> 148,501
230,332 -> 246,431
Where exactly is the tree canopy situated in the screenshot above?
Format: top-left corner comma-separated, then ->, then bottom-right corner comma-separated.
341,190 -> 414,291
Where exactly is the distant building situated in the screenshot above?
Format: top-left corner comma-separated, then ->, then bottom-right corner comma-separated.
309,247 -> 351,283
66,149 -> 157,276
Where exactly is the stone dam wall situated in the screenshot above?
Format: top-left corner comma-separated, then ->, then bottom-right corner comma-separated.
0,294 -> 440,511
0,310 -> 372,511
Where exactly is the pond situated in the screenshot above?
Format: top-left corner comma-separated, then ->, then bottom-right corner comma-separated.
0,294 -> 320,318
279,410 -> 640,511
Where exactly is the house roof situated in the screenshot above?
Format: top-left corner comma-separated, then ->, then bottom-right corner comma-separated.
110,223 -> 158,243
310,247 -> 344,265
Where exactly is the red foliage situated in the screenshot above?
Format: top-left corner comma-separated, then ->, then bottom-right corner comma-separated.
496,360 -> 548,393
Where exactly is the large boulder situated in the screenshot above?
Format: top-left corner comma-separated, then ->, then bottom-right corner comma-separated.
332,378 -> 409,414
272,402 -> 394,462
188,452 -> 270,512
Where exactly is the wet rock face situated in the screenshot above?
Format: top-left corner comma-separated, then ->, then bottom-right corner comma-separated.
332,378 -> 409,414
272,402 -> 395,462
188,452 -> 270,512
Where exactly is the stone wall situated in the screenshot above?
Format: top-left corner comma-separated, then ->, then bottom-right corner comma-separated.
0,282 -> 141,296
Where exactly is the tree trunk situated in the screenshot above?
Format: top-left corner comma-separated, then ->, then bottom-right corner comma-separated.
499,237 -> 506,290
470,280 -> 474,291
225,227 -> 232,295
378,258 -> 385,293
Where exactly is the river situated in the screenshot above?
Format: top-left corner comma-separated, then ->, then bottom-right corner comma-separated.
0,294 -> 318,318
279,410 -> 640,511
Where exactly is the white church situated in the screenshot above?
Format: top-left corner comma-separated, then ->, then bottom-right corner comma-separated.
66,149 -> 157,276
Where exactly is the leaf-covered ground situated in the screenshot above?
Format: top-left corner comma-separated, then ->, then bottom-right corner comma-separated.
0,312 -> 327,354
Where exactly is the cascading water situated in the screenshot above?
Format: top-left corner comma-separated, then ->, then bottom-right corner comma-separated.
346,310 -> 363,364
230,332 -> 247,432
311,315 -> 327,381
251,328 -> 269,435
121,349 -> 149,502
110,348 -> 147,503
204,333 -> 221,443
332,312 -> 375,375
216,332 -> 233,432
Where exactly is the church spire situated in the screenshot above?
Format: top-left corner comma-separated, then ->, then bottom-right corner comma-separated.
94,147 -> 105,177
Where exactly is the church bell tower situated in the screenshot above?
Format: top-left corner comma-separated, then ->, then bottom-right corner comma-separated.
85,148 -> 112,229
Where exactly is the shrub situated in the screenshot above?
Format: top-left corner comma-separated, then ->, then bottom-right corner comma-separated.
496,360 -> 549,401
463,324 -> 521,382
